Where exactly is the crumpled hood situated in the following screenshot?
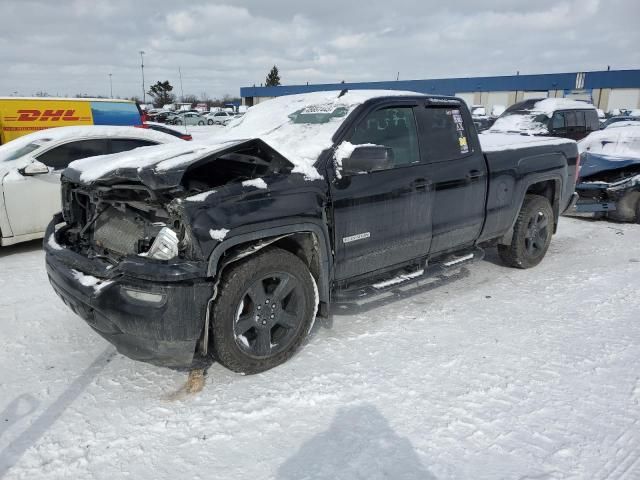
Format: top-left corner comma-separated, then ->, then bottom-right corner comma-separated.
62,139 -> 253,190
579,152 -> 640,180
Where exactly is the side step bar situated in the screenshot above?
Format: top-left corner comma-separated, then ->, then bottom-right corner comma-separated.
334,247 -> 484,301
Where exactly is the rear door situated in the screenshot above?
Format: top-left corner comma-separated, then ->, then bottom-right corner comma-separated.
330,103 -> 434,280
415,102 -> 488,254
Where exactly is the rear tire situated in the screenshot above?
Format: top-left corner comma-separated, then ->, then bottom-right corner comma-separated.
198,120 -> 205,126
498,194 -> 554,269
211,248 -> 317,374
635,198 -> 640,224
175,119 -> 183,125
207,119 -> 214,125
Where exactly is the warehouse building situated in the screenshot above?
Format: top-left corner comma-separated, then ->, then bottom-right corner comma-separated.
240,69 -> 640,113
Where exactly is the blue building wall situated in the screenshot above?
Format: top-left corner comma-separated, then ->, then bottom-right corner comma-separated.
240,70 -> 640,98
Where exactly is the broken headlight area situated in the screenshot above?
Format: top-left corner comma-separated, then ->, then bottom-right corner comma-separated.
59,181 -> 198,263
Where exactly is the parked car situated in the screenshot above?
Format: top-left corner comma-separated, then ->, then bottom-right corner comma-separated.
601,115 -> 640,129
489,98 -> 599,140
206,110 -> 236,125
45,90 -> 579,373
172,112 -> 206,126
0,126 -> 179,246
573,125 -> 640,222
0,97 -> 143,145
136,122 -> 193,141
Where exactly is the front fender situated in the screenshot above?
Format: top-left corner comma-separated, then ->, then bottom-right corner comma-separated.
207,221 -> 333,305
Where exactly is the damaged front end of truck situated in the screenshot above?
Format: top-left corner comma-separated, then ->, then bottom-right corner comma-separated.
45,138 -> 296,368
574,152 -> 640,222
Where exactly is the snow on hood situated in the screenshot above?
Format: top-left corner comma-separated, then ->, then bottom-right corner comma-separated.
209,90 -> 425,179
479,132 -> 576,152
67,140 -> 242,183
578,126 -> 640,159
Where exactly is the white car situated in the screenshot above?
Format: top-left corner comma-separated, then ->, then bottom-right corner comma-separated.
205,110 -> 237,125
0,126 -> 179,246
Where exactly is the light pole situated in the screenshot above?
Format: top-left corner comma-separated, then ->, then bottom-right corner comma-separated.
108,73 -> 113,98
139,50 -> 146,104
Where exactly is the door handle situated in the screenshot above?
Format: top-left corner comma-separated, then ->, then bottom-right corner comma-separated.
467,169 -> 483,180
412,178 -> 432,191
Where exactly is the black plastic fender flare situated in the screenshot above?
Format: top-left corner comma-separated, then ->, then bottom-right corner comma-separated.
206,222 -> 333,305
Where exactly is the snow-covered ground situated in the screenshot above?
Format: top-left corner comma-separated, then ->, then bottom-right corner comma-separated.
1,218 -> 639,479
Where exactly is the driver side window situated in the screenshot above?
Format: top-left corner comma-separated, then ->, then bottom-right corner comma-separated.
350,107 -> 420,168
37,139 -> 109,170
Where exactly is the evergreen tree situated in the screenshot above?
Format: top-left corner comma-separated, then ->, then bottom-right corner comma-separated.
265,65 -> 281,87
147,81 -> 176,108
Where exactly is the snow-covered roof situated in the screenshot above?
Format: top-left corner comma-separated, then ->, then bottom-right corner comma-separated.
578,126 -> 640,158
479,132 -> 576,152
531,98 -> 596,115
0,125 -> 179,165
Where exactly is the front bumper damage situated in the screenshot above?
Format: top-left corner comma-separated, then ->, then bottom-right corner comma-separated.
44,214 -> 213,368
574,175 -> 640,221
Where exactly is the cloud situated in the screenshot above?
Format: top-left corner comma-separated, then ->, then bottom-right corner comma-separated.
0,0 -> 637,99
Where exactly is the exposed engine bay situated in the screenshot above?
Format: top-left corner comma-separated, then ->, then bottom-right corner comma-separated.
58,139 -> 293,263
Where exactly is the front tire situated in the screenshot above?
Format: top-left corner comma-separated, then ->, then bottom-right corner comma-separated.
498,194 -> 554,269
198,120 -> 205,126
211,248 -> 317,374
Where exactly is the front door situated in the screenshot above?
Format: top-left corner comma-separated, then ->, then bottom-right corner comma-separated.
415,103 -> 488,254
3,138 -> 110,236
330,104 -> 434,280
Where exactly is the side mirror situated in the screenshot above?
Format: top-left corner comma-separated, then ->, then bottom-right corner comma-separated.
20,161 -> 50,176
341,145 -> 394,175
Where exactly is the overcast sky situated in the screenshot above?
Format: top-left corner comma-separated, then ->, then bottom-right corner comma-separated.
1,0 -> 638,100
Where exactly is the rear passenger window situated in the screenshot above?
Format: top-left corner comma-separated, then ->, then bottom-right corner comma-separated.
37,139 -> 109,170
565,111 -> 578,128
551,112 -> 566,130
350,107 -> 420,167
110,139 -> 157,154
420,107 -> 471,162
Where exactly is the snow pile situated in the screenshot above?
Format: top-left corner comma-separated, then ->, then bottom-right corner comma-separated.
241,178 -> 268,189
211,90 -> 425,179
209,228 -> 230,241
70,269 -> 112,293
578,126 -> 640,158
479,132 -> 575,152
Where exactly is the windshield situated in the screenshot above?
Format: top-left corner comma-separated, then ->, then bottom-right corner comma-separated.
489,111 -> 550,134
2,139 -> 51,162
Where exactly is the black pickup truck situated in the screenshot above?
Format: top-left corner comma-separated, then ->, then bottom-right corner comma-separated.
44,91 -> 579,374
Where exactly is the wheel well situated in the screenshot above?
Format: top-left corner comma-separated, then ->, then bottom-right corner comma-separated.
212,231 -> 329,314
525,179 -> 560,230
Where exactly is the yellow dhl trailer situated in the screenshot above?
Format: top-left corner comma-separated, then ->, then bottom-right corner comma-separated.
0,97 -> 143,144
